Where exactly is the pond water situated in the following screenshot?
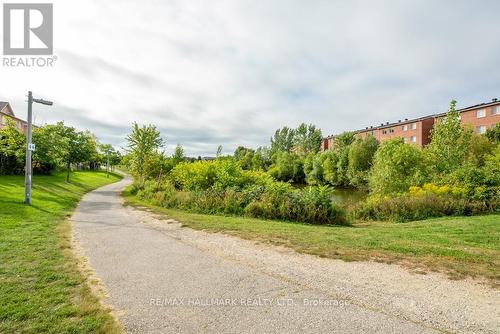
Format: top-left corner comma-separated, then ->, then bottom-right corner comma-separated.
293,184 -> 368,206
330,188 -> 368,206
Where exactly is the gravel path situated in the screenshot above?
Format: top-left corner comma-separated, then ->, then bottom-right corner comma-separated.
71,176 -> 499,334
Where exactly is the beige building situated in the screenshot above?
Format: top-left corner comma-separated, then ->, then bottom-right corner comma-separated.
0,102 -> 28,134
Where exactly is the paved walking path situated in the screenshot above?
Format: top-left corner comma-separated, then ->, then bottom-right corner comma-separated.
71,176 -> 499,334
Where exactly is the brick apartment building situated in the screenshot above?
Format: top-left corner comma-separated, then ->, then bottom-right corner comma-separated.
320,98 -> 500,150
0,102 -> 28,134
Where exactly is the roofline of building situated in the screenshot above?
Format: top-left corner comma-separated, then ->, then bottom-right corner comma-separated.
0,109 -> 28,125
354,114 -> 436,134
323,98 -> 499,139
434,99 -> 500,118
0,102 -> 9,114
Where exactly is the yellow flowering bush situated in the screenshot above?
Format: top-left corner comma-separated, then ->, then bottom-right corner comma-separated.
408,183 -> 466,197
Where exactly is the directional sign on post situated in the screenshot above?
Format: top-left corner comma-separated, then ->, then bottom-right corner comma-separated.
28,143 -> 36,151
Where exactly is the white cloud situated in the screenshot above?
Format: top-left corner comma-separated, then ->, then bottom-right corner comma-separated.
1,0 -> 499,155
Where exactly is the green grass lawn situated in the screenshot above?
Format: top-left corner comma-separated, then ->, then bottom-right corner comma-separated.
0,171 -> 122,334
123,187 -> 499,285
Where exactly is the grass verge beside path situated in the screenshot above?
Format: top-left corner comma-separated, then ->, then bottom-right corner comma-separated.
0,171 -> 122,334
123,186 -> 499,286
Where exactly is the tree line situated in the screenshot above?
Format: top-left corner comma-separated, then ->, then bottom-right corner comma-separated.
124,100 -> 500,223
0,119 -> 121,181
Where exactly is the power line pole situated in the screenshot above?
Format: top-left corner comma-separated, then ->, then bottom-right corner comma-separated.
24,92 -> 33,205
24,91 -> 53,205
106,150 -> 110,178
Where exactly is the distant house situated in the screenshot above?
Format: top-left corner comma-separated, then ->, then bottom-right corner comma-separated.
0,102 -> 28,134
320,98 -> 500,150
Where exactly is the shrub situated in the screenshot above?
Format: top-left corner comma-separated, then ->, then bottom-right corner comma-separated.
353,192 -> 498,223
245,185 -> 347,225
136,177 -> 347,225
0,119 -> 26,175
369,138 -> 426,195
170,159 -> 240,190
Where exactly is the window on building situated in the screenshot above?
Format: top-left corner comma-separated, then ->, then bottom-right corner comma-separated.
382,130 -> 387,134
410,136 -> 417,143
402,125 -> 408,131
476,125 -> 486,134
390,128 -> 394,133
492,106 -> 500,116
476,109 -> 486,118
410,123 -> 417,130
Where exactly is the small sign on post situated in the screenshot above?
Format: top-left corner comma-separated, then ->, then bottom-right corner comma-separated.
28,143 -> 36,151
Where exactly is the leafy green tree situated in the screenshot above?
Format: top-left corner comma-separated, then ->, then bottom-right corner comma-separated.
0,119 -> 25,174
80,131 -> 100,170
109,149 -> 122,169
126,122 -> 163,185
330,132 -> 355,186
64,128 -> 97,182
305,153 -> 325,185
303,152 -> 314,179
268,152 -> 304,183
270,126 -> 295,155
172,144 -> 185,165
32,122 -> 97,181
426,100 -> 472,175
369,138 -> 426,195
252,147 -> 271,170
100,144 -> 122,171
32,123 -> 66,173
466,133 -> 494,167
484,145 -> 500,187
321,150 -> 341,186
216,145 -> 223,158
485,124 -> 500,144
234,146 -> 255,170
332,132 -> 355,152
293,123 -> 322,155
348,135 -> 379,188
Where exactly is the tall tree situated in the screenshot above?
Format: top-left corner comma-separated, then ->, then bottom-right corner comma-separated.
270,127 -> 295,155
331,132 -> 355,186
426,100 -> 472,175
348,135 -> 379,187
293,123 -> 323,155
216,145 -> 223,158
126,122 -> 163,185
172,144 -> 185,165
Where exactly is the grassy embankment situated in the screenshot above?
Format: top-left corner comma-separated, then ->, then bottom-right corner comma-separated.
0,171 -> 122,334
123,186 -> 499,285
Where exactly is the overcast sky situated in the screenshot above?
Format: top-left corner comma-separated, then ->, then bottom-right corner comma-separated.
1,0 -> 499,156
